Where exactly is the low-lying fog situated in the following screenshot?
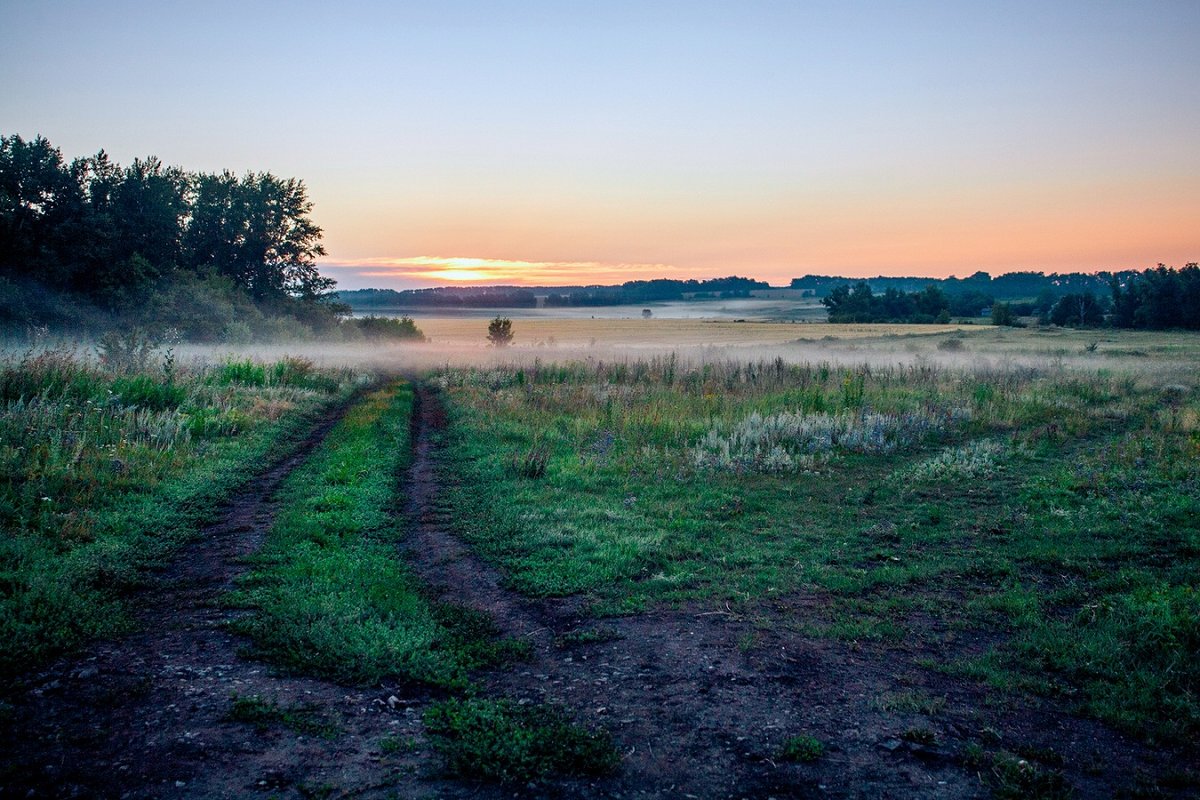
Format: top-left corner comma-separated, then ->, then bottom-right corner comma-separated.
355,298 -> 828,322
8,317 -> 1198,386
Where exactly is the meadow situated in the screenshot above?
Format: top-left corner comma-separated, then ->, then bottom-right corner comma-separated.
0,342 -> 367,677
437,347 -> 1199,743
1,322 -> 1197,798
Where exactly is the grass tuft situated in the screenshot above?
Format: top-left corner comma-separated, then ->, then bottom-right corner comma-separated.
423,697 -> 618,783
778,734 -> 824,763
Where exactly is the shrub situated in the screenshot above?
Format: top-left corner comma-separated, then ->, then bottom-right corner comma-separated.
487,316 -> 514,347
0,348 -> 104,402
215,359 -> 266,386
692,407 -> 968,473
96,329 -> 160,373
937,336 -> 964,352
111,374 -> 186,411
898,439 -> 1007,483
353,315 -> 425,341
269,356 -> 339,391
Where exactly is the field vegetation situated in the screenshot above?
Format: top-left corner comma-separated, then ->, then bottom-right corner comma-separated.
0,344 -> 365,677
2,324 -> 1197,796
437,352 -> 1199,742
228,381 -> 527,688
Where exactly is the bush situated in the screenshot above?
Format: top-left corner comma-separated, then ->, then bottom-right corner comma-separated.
937,336 -> 964,351
215,359 -> 266,386
353,315 -> 425,341
111,374 -> 187,411
0,348 -> 104,402
487,316 -> 514,347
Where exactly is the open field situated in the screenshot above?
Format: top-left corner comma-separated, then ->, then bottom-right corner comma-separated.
415,316 -> 958,348
1,323 -> 1198,798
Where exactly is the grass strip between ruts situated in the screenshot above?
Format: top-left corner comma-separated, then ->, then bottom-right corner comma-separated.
229,380 -> 520,688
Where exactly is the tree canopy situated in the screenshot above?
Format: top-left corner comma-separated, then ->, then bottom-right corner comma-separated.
821,282 -> 950,323
1110,264 -> 1200,330
0,133 -> 337,335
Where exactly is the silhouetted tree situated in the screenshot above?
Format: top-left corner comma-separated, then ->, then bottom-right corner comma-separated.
1049,292 -> 1104,327
822,281 -> 949,323
487,316 -> 514,346
1,133 -> 340,332
991,302 -> 1013,326
1109,264 -> 1200,330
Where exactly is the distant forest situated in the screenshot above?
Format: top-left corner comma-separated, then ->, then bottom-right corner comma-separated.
804,266 -> 1200,328
338,276 -> 769,310
0,134 -> 377,341
342,267 -> 1199,329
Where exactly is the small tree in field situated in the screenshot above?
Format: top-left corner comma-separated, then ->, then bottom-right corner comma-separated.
487,316 -> 513,347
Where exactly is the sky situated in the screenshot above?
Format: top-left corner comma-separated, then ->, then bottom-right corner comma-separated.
3,1 -> 1198,289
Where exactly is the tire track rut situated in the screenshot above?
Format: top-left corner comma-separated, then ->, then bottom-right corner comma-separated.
0,393 -> 427,800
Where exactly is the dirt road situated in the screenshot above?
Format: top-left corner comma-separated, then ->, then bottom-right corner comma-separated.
1,385 -> 1184,799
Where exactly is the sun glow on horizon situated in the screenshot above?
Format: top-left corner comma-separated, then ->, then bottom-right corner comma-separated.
326,255 -> 687,288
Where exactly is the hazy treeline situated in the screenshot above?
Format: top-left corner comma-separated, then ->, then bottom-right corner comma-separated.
0,133 -> 354,340
818,265 -> 1199,328
822,283 -> 952,324
1110,264 -> 1200,330
791,270 -> 1115,301
339,276 -> 769,309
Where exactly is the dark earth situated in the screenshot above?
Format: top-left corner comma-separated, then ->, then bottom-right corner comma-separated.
1,385 -> 1195,799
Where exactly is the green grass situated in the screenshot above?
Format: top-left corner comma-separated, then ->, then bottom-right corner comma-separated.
0,347 -> 362,678
987,753 -> 1074,800
229,381 -> 524,688
436,355 -> 1200,741
228,693 -> 340,738
423,697 -> 618,783
778,734 -> 825,763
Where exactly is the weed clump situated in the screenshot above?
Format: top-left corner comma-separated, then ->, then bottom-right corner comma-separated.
897,439 -> 1009,483
353,314 -> 425,341
988,754 -> 1073,800
228,693 -> 340,738
423,698 -> 618,783
508,444 -> 549,479
778,734 -> 824,763
692,407 -> 967,473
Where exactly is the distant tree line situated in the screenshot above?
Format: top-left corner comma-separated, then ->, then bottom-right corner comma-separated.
795,269 -> 1133,321
817,264 -> 1198,328
821,283 -> 951,323
338,276 -> 768,309
0,133 -> 361,340
1110,264 -> 1200,329
792,270 -> 1113,302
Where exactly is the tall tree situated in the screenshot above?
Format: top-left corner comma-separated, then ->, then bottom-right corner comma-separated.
186,172 -> 330,303
0,134 -> 84,286
238,173 -> 330,302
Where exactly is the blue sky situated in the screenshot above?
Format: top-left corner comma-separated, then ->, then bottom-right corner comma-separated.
4,1 -> 1198,287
